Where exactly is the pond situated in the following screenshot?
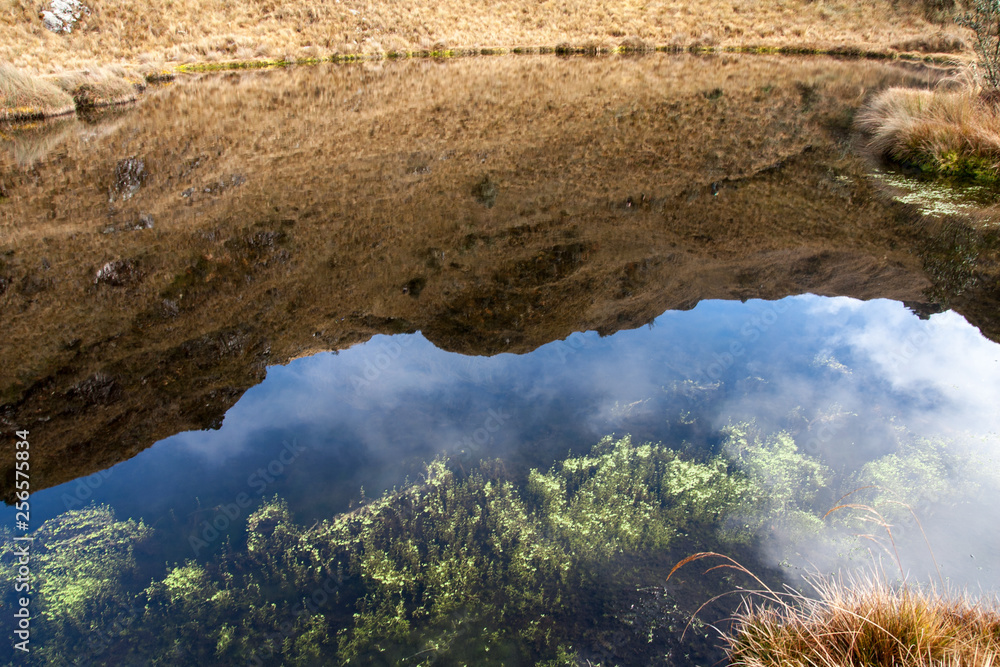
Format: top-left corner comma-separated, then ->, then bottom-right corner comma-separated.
1,54 -> 999,665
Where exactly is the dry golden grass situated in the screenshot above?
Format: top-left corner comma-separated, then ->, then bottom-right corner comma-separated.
53,65 -> 140,108
0,0 -> 973,74
670,550 -> 1000,667
0,63 -> 152,121
0,62 -> 74,120
858,79 -> 1000,181
0,0 -> 974,120
728,572 -> 1000,667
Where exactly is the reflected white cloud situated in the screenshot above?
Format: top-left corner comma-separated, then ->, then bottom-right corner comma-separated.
19,294 -> 1000,591
828,300 -> 1000,437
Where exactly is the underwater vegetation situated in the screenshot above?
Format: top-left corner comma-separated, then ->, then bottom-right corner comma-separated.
0,422 -> 990,665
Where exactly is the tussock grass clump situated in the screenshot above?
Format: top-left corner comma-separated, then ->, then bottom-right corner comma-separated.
54,66 -> 139,108
618,36 -> 654,54
728,573 -> 1000,666
0,64 -> 75,121
858,84 -> 1000,182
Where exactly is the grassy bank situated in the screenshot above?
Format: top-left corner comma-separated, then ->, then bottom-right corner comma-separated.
727,574 -> 1000,666
0,0 -> 975,120
0,0 -> 972,75
0,63 -> 74,120
0,41 -> 967,121
859,83 -> 1000,182
0,63 -> 158,120
54,65 -> 141,108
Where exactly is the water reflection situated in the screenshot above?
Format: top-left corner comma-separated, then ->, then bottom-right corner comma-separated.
823,298 -> 1000,435
7,295 -> 998,582
7,54 -> 1000,502
3,53 -> 1000,664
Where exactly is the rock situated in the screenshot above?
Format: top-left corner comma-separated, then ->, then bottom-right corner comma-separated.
94,259 -> 141,287
41,0 -> 88,34
65,373 -> 120,406
472,175 -> 498,208
109,157 -> 146,203
202,173 -> 246,195
101,213 -> 152,235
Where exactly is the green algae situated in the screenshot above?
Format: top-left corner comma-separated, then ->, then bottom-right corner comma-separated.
528,435 -> 750,559
2,435 -> 765,664
846,436 -> 983,526
0,506 -> 154,665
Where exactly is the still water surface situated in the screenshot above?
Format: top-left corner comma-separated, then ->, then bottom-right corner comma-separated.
2,54 -> 1000,665
8,295 -> 1000,574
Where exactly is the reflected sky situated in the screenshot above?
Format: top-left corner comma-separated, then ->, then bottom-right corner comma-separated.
7,295 -> 1000,582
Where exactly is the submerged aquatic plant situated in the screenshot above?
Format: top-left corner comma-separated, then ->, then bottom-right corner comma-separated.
870,169 -> 991,218
325,460 -> 575,662
0,505 -> 153,665
721,422 -> 831,542
528,434 -> 750,559
2,436 -> 767,665
6,422 -> 986,665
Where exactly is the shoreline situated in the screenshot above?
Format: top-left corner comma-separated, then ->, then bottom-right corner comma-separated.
1,42 -> 969,123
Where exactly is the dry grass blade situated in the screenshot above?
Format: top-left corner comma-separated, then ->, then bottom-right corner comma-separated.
827,490 -> 944,588
727,572 -> 1000,667
829,503 -> 904,574
669,552 -> 775,596
668,552 -> 797,642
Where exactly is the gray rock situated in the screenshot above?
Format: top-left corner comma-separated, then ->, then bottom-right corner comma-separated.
109,157 -> 146,203
94,259 -> 141,287
41,0 -> 88,34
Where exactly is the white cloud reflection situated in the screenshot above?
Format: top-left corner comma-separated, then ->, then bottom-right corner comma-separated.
814,298 -> 1000,438
68,295 -> 1000,589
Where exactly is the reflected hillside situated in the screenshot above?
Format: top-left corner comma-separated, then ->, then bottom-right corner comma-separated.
1,54 -> 998,499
